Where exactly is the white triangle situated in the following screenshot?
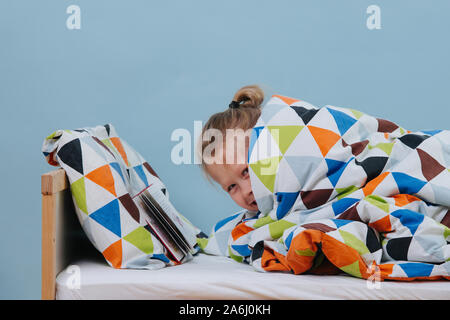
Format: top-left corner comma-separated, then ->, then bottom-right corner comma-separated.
274,156 -> 301,192
307,108 -> 341,136
249,127 -> 282,164
121,238 -> 146,264
283,126 -> 323,158
265,106 -> 305,127
429,169 -> 450,188
119,201 -> 142,237
84,177 -> 116,214
60,163 -> 83,182
85,217 -> 120,253
390,150 -> 427,181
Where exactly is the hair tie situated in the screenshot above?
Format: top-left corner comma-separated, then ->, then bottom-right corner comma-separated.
229,100 -> 240,109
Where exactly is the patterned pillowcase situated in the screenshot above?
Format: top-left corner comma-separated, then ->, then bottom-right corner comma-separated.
42,124 -> 201,269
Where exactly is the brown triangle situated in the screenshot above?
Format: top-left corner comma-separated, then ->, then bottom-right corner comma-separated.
377,118 -> 398,133
119,194 -> 140,223
143,162 -> 159,179
337,205 -> 363,223
440,210 -> 450,228
300,189 -> 333,209
302,222 -> 336,233
350,140 -> 369,156
417,148 -> 445,181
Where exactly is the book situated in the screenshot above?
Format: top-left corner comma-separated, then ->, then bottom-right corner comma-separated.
134,183 -> 197,263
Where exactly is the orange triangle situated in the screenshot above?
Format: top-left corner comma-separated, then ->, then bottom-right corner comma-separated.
369,215 -> 392,233
379,263 -> 394,278
231,223 -> 254,241
102,239 -> 122,268
308,126 -> 341,157
393,194 -> 420,207
86,164 -> 117,196
272,94 -> 300,106
362,171 -> 389,196
110,137 -> 129,166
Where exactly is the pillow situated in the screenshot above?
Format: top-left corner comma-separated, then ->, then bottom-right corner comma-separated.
42,124 -> 201,269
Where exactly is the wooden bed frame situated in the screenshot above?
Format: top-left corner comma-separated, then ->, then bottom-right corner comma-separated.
41,168 -> 98,300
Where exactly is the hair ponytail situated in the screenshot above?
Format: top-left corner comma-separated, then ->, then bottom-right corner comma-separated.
232,85 -> 265,110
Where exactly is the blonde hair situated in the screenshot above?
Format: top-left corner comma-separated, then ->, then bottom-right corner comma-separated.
198,85 -> 265,179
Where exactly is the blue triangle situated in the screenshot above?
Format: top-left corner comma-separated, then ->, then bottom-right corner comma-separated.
391,172 -> 426,194
214,211 -> 243,232
231,244 -> 252,257
248,126 -> 264,161
332,198 -> 360,216
399,262 -> 434,278
421,129 -> 442,136
284,230 -> 294,250
275,192 -> 300,219
391,209 -> 424,235
134,164 -> 149,187
333,219 -> 353,228
110,162 -> 125,183
90,199 -> 121,237
152,254 -> 170,263
325,158 -> 348,187
327,108 -> 357,136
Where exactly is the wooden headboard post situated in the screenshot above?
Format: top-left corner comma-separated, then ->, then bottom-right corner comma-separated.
41,168 -> 101,300
41,168 -> 70,300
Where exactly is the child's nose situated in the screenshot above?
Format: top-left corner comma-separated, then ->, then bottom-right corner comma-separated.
242,180 -> 253,196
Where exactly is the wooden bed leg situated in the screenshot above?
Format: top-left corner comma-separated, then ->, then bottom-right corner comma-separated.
42,193 -> 56,300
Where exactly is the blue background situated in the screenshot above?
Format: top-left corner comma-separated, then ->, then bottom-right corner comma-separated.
1,0 -> 449,299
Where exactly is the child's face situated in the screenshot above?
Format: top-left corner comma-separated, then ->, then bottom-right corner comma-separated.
205,135 -> 259,212
206,162 -> 259,212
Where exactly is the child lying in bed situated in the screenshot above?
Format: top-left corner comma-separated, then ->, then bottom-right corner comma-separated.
197,84 -> 450,281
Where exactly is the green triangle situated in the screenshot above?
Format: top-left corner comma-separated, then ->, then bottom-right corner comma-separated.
196,237 -> 209,250
253,215 -> 275,229
368,142 -> 394,155
443,226 -> 450,240
267,126 -> 304,154
339,229 -> 370,255
249,156 -> 283,193
268,219 -> 296,239
365,195 -> 389,213
336,185 -> 359,199
350,109 -> 364,119
102,138 -> 115,152
228,246 -> 244,263
295,248 -> 316,257
46,131 -> 59,140
340,260 -> 362,278
71,177 -> 88,215
123,226 -> 154,254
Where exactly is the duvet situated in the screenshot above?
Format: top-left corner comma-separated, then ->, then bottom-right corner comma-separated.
199,94 -> 450,281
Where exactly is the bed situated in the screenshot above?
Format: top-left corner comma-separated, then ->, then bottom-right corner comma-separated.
41,169 -> 450,300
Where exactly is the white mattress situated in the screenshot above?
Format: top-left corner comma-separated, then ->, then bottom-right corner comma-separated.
56,253 -> 450,300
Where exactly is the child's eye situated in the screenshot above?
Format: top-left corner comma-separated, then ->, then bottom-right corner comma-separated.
242,168 -> 249,177
227,184 -> 236,192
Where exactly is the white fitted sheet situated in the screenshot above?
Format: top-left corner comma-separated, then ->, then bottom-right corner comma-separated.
56,253 -> 450,300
